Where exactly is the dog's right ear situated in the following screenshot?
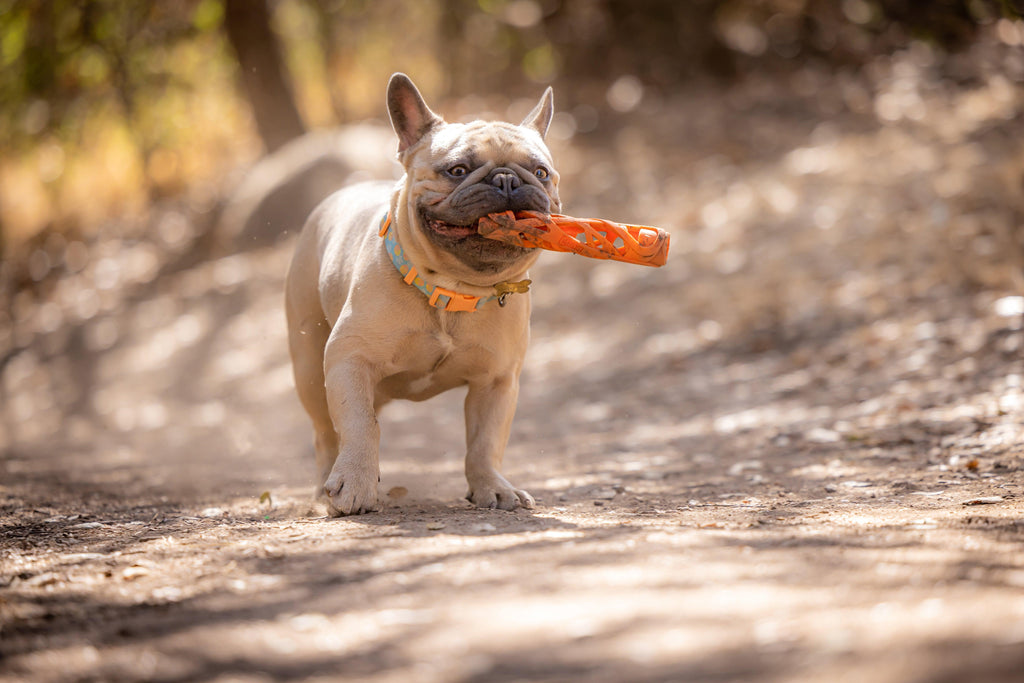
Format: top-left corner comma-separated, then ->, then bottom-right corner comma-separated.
387,73 -> 442,153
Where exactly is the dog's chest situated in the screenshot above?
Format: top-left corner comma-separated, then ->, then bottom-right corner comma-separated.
377,327 -> 484,402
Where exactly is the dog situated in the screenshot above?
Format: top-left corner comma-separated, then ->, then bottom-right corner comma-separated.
285,73 -> 560,516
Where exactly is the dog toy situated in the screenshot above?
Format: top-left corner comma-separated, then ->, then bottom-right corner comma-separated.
476,210 -> 670,267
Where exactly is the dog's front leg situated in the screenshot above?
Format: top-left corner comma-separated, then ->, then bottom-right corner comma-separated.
464,373 -> 534,510
322,351 -> 382,516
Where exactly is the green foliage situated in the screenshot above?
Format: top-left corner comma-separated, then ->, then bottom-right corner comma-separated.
0,0 -> 223,152
0,0 -> 1018,245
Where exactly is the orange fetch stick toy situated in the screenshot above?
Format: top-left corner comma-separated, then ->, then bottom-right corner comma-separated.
477,210 -> 670,267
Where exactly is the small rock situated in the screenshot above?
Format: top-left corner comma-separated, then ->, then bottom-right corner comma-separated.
994,295 -> 1024,317
70,522 -> 103,530
426,522 -> 446,531
260,545 -> 285,559
842,481 -> 871,488
200,507 -> 225,518
824,484 -> 838,493
470,523 -> 496,533
729,460 -> 763,476
387,486 -> 408,500
592,488 -> 617,500
806,428 -> 841,444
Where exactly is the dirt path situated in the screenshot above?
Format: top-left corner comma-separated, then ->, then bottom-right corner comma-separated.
3,55 -> 1024,682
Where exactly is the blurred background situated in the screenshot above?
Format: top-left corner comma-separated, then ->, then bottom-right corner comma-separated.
1,0 -> 1024,492
2,0 -> 1022,252
4,4 -> 1024,681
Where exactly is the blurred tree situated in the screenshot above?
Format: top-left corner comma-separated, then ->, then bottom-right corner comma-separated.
223,0 -> 306,152
0,0 -> 1021,252
306,0 -> 347,122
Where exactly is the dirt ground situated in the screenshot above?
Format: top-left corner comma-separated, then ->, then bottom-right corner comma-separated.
4,41 -> 1024,683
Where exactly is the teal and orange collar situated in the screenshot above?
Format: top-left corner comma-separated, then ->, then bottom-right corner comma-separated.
378,213 -> 530,312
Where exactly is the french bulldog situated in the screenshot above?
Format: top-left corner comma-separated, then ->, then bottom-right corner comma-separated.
285,73 -> 560,516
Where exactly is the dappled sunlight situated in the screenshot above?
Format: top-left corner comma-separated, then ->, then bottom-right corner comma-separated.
4,5 -> 1024,682
4,484 -> 1024,682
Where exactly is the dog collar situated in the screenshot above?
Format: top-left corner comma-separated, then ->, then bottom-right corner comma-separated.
379,213 -> 530,312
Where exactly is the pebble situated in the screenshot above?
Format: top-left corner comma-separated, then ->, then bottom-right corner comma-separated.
806,428 -> 841,444
470,523 -> 496,533
728,460 -> 763,476
71,522 -> 103,529
259,545 -> 285,559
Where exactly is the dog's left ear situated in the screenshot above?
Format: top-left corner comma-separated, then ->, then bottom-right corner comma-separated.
387,73 -> 443,153
521,87 -> 554,139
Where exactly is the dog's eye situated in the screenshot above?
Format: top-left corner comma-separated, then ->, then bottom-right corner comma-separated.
447,165 -> 469,178
534,167 -> 549,180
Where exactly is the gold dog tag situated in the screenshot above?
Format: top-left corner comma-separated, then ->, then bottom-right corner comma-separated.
494,279 -> 531,296
494,279 -> 531,307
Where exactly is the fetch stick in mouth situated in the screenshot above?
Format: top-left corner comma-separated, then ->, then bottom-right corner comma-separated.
476,210 -> 670,267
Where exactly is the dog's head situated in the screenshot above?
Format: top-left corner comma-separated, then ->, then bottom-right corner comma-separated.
387,73 -> 560,278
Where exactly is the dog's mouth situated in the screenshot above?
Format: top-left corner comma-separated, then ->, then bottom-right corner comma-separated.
420,211 -> 480,240
416,207 -> 537,272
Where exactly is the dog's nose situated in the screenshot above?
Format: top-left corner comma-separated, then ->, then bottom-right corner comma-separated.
488,167 -> 521,195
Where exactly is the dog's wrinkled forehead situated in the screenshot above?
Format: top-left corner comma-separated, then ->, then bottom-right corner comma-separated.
428,120 -> 554,169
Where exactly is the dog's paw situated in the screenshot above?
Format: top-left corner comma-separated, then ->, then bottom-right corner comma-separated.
323,467 -> 380,516
467,474 -> 535,511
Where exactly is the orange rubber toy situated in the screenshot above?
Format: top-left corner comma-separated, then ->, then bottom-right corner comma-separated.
477,210 -> 670,267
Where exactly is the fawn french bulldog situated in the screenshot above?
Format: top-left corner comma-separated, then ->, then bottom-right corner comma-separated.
285,73 -> 559,515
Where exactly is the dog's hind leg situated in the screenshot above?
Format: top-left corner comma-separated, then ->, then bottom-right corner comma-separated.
287,313 -> 338,495
285,246 -> 339,498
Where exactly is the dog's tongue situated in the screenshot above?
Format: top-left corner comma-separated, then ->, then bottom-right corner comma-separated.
427,217 -> 477,238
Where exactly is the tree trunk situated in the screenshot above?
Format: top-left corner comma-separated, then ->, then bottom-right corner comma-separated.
223,0 -> 306,153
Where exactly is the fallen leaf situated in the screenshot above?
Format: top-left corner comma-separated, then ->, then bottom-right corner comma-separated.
25,573 -> 62,587
122,566 -> 150,581
963,496 -> 1003,506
